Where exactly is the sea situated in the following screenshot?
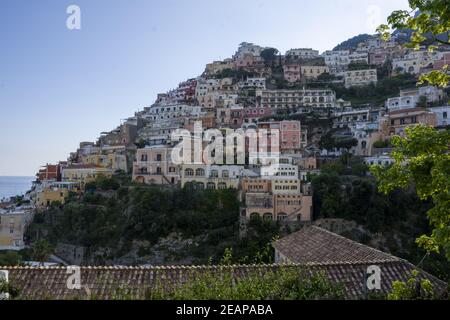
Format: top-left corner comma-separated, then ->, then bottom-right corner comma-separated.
0,176 -> 35,202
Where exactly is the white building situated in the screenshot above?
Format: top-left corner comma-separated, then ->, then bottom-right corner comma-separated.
256,89 -> 337,109
428,106 -> 450,127
238,77 -> 266,90
344,69 -> 377,88
322,50 -> 350,73
285,48 -> 320,60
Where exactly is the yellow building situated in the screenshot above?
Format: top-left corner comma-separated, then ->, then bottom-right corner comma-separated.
81,153 -> 127,172
61,165 -> 113,187
0,207 -> 33,250
180,164 -> 243,190
34,182 -> 81,209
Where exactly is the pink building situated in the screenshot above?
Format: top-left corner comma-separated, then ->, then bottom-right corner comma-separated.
369,52 -> 387,66
243,107 -> 273,125
283,64 -> 301,83
132,146 -> 180,185
434,52 -> 450,71
280,120 -> 302,152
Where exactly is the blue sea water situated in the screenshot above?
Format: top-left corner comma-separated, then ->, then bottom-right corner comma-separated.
0,176 -> 35,201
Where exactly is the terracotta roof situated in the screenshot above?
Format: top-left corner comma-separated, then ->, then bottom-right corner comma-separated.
1,262 -> 446,300
273,226 -> 400,265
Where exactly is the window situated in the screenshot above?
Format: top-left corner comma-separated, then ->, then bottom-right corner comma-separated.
195,168 -> 205,176
156,154 -> 162,161
185,168 -> 194,176
222,170 -> 229,178
210,170 -> 219,178
443,112 -> 447,119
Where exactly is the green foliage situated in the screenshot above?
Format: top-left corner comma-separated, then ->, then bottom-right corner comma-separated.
319,131 -> 358,151
215,68 -> 255,80
333,34 -> 373,51
371,125 -> 450,260
31,239 -> 53,265
377,0 -> 450,87
388,270 -> 437,300
0,278 -> 21,299
347,61 -> 375,71
28,186 -> 279,264
0,251 -> 22,266
331,74 -> 417,105
373,139 -> 390,148
260,48 -> 279,67
148,268 -> 344,300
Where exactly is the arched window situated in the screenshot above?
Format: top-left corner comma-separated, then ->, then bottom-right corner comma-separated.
263,213 -> 273,221
195,182 -> 204,190
217,182 -> 227,190
195,168 -> 205,176
250,212 -> 260,220
222,170 -> 229,178
207,182 -> 216,190
210,170 -> 219,178
277,213 -> 288,221
185,168 -> 194,177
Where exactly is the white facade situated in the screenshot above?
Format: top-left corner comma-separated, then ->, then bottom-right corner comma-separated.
285,48 -> 320,60
344,69 -> 377,88
428,106 -> 450,127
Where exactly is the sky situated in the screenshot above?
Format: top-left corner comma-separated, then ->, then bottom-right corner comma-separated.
0,0 -> 410,176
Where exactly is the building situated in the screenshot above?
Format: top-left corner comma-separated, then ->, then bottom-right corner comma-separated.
61,164 -> 113,187
348,52 -> 369,64
132,145 -> 180,185
180,164 -> 243,190
379,107 -> 437,137
36,164 -> 61,182
343,69 -> 377,88
279,120 -> 302,152
322,50 -> 350,73
363,154 -> 394,166
369,51 -> 388,66
238,77 -> 266,90
433,51 -> 450,71
285,48 -> 320,60
35,182 -> 80,209
256,89 -> 337,109
283,64 -> 301,83
300,66 -> 329,80
393,50 -> 442,75
0,206 -> 33,250
205,59 -> 235,75
428,106 -> 450,127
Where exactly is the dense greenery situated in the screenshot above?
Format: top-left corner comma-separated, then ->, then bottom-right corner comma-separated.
330,73 -> 417,105
311,155 -> 449,281
149,268 -> 345,300
371,125 -> 450,261
26,177 -> 281,265
333,34 -> 374,51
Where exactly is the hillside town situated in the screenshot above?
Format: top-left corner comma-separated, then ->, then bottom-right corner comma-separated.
1,33 -> 449,258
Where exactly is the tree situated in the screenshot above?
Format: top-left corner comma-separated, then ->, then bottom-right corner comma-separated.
377,0 -> 450,87
31,240 -> 54,266
416,95 -> 428,108
370,125 -> 450,260
260,48 -> 279,67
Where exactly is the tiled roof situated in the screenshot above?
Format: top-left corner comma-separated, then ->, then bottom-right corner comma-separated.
1,262 -> 446,300
273,226 -> 400,265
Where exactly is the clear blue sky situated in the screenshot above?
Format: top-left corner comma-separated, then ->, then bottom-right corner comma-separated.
0,0 -> 409,176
